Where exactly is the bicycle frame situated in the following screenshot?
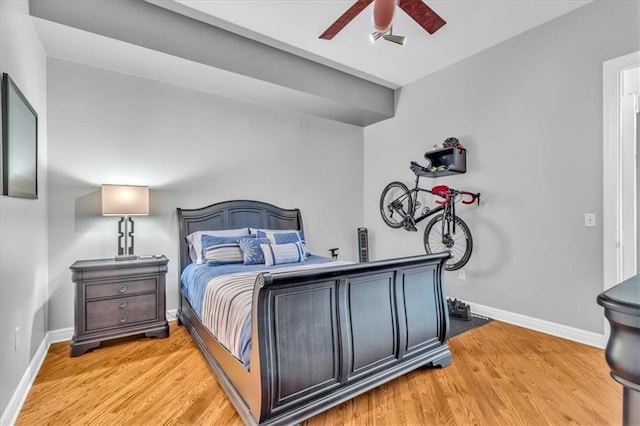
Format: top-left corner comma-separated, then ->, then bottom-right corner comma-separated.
407,176 -> 449,224
387,175 -> 458,236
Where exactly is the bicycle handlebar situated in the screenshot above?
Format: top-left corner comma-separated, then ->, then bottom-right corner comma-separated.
431,185 -> 449,205
431,187 -> 481,206
461,191 -> 481,205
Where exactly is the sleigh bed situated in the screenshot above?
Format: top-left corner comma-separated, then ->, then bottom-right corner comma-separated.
176,199 -> 452,425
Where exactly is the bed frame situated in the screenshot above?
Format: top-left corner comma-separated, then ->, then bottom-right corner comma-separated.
177,200 -> 452,425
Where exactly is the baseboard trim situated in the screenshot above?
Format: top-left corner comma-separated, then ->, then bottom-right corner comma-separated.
0,336 -> 49,426
466,300 -> 607,349
0,310 -> 179,425
47,327 -> 74,344
166,308 -> 178,322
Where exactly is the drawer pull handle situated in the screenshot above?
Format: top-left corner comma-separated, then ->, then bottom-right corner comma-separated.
120,316 -> 127,323
119,286 -> 127,293
119,301 -> 127,308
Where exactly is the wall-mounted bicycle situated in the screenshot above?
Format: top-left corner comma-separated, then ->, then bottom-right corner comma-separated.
380,160 -> 480,271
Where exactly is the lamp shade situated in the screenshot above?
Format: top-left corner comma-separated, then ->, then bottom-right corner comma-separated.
101,184 -> 149,216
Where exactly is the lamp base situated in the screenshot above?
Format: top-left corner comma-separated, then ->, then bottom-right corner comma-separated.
118,216 -> 136,257
114,255 -> 137,261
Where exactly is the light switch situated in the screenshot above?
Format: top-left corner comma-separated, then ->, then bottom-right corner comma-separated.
584,213 -> 596,227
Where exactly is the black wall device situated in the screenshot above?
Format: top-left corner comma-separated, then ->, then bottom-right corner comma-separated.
357,227 -> 369,263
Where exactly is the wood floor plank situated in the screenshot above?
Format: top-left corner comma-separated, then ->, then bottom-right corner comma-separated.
17,320 -> 621,425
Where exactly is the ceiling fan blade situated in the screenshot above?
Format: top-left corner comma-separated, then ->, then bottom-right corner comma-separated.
397,0 -> 446,35
319,0 -> 373,40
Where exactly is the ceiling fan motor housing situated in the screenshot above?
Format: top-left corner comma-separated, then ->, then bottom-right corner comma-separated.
373,0 -> 396,32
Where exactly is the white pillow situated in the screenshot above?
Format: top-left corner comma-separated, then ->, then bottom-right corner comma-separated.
260,242 -> 306,267
186,228 -> 249,264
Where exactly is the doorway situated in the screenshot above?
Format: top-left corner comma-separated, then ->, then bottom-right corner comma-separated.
603,51 -> 639,291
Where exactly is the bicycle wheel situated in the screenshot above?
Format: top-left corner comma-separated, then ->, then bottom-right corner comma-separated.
423,215 -> 473,271
380,182 -> 413,229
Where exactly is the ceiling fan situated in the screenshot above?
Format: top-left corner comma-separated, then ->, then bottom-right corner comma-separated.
319,0 -> 446,45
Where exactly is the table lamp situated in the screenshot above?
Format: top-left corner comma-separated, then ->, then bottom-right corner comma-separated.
101,184 -> 149,260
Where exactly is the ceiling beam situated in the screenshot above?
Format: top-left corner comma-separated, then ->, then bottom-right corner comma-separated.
29,0 -> 396,126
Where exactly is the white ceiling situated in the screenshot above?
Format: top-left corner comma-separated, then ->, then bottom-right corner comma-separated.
154,0 -> 591,87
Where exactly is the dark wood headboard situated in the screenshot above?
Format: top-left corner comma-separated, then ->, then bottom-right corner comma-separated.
177,199 -> 304,273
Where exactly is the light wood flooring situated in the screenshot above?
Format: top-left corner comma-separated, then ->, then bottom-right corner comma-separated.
17,320 -> 621,425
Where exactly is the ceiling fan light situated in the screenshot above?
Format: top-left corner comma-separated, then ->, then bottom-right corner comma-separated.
383,34 -> 406,45
370,31 -> 385,42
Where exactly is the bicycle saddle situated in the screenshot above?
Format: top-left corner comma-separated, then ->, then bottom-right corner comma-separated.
410,161 -> 431,177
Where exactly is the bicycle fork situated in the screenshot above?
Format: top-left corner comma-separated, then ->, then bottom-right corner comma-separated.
440,204 -> 457,248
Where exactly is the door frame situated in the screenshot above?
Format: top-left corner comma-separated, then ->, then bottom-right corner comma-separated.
603,50 -> 639,292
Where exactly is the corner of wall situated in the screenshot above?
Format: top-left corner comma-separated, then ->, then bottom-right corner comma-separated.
0,0 -> 49,419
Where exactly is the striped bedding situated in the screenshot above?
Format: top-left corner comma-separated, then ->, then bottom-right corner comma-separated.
181,257 -> 350,368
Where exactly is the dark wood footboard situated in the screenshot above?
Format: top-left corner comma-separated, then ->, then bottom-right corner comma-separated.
252,253 -> 451,424
179,253 -> 451,425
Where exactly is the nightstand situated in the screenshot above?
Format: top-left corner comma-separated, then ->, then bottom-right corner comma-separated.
69,255 -> 169,357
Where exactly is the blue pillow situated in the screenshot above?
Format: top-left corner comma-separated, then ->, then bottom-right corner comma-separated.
202,235 -> 254,265
255,230 -> 308,256
260,242 -> 306,267
238,237 -> 270,265
186,228 -> 250,264
272,232 -> 302,244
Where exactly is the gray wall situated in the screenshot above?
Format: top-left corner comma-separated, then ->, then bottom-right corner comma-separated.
0,0 -> 49,416
364,0 -> 640,334
46,58 -> 364,330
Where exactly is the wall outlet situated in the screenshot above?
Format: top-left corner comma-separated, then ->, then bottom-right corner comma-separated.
14,327 -> 20,350
584,213 -> 597,227
458,270 -> 466,280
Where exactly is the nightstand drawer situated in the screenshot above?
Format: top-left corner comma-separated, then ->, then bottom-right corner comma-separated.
86,294 -> 157,330
86,279 -> 156,300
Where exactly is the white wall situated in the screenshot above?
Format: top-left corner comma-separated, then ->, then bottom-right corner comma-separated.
364,0 -> 640,334
0,0 -> 49,417
47,58 -> 364,330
